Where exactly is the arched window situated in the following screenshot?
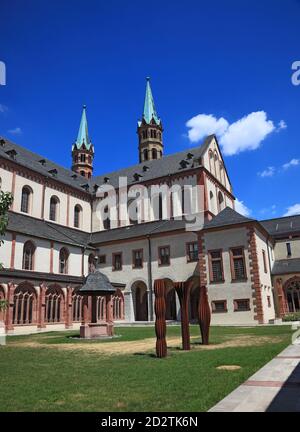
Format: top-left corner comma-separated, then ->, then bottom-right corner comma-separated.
13,283 -> 37,325
74,204 -> 82,228
88,253 -> 96,273
72,288 -> 83,322
80,171 -> 85,177
152,148 -> 158,159
22,241 -> 35,270
45,285 -> 64,323
210,191 -> 216,214
59,248 -> 69,274
143,149 -> 148,161
49,196 -> 59,221
97,296 -> 106,321
218,191 -> 225,211
128,199 -> 138,225
208,150 -> 213,172
153,130 -> 157,139
142,130 -> 147,139
21,186 -> 32,213
112,289 -> 124,320
80,154 -> 86,163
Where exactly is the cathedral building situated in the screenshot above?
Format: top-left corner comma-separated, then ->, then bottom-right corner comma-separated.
0,78 -> 299,333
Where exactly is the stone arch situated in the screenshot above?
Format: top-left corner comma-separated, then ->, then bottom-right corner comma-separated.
12,282 -> 38,325
112,288 -> 125,320
284,276 -> 300,313
45,284 -> 65,323
131,280 -> 148,321
72,286 -> 83,322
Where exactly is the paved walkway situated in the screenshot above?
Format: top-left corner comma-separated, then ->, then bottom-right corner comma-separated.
210,342 -> 300,412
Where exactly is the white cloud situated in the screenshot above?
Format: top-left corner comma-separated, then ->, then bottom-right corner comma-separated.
282,158 -> 300,170
186,114 -> 228,143
0,104 -> 8,113
258,166 -> 275,178
7,127 -> 22,135
186,111 -> 278,156
277,120 -> 287,131
235,198 -> 251,217
284,204 -> 300,217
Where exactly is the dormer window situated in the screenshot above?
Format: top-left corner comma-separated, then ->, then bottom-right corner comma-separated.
48,168 -> 58,177
179,160 -> 188,169
80,183 -> 89,191
6,149 -> 17,159
104,177 -> 109,183
142,165 -> 149,172
38,159 -> 46,166
71,173 -> 77,179
133,173 -> 142,181
186,152 -> 194,160
0,138 -> 5,147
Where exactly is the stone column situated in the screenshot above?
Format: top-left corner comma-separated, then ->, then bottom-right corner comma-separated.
105,294 -> 114,336
276,278 -> 287,318
65,286 -> 73,329
82,295 -> 89,325
5,282 -> 15,333
37,283 -> 46,330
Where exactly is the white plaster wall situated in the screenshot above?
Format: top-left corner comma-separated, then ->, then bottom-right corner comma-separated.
274,238 -> 300,260
44,186 -> 68,226
13,174 -> 43,218
69,196 -> 91,232
0,167 -> 13,192
13,235 -> 50,272
0,233 -> 12,268
255,229 -> 275,323
52,243 -> 82,276
204,227 -> 255,324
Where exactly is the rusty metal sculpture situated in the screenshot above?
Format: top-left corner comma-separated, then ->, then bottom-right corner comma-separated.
198,285 -> 211,345
154,279 -> 167,358
174,281 -> 191,351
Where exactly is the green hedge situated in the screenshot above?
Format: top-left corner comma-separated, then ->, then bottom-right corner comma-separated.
282,312 -> 300,322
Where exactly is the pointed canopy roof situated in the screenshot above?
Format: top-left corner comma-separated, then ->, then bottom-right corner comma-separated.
74,105 -> 92,151
138,77 -> 161,126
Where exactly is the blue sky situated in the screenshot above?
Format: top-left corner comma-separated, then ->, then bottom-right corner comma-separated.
0,0 -> 299,219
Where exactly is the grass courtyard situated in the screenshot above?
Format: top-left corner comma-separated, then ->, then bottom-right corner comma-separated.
0,325 -> 294,412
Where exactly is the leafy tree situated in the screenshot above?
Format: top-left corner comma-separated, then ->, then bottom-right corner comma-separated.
0,191 -> 13,313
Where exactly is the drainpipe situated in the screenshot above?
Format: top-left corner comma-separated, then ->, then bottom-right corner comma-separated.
147,234 -> 154,321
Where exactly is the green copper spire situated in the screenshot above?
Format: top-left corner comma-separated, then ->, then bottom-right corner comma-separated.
74,105 -> 92,150
142,77 -> 161,125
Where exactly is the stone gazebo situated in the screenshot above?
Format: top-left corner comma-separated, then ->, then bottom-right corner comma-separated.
79,269 -> 116,338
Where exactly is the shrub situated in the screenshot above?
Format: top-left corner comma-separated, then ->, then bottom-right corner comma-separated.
282,312 -> 300,322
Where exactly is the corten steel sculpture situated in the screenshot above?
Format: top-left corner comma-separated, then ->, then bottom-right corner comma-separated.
154,279 -> 167,358
174,281 -> 192,351
198,285 -> 211,345
79,269 -> 115,338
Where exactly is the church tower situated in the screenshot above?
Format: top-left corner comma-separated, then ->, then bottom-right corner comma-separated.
72,105 -> 94,179
137,77 -> 163,163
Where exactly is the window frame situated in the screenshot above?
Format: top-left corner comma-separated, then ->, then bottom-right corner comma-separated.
233,298 -> 250,312
59,248 -> 69,274
211,300 -> 227,313
230,246 -> 247,281
22,241 -> 36,271
286,242 -> 292,257
262,249 -> 268,273
186,242 -> 199,263
98,254 -> 106,264
158,245 -> 170,267
112,252 -> 123,271
21,186 -> 32,214
208,249 -> 224,283
132,249 -> 143,269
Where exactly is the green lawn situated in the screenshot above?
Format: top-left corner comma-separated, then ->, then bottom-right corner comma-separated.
0,325 -> 293,412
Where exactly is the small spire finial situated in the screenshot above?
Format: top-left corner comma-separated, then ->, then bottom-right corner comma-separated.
146,76 -> 150,81
83,104 -> 87,109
